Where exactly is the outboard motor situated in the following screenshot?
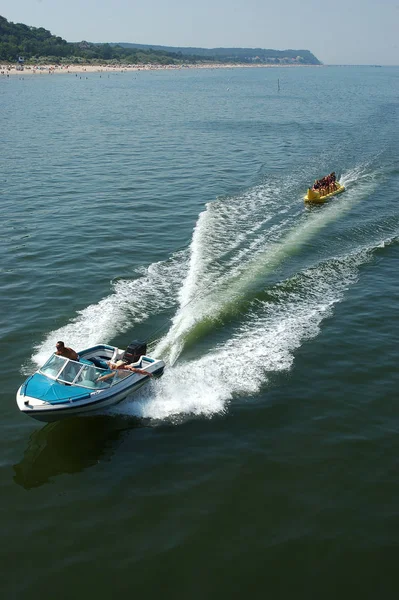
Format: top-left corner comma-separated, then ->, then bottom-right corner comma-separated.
122,340 -> 147,364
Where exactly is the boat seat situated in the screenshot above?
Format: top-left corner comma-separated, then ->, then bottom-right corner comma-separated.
110,348 -> 124,363
130,359 -> 142,368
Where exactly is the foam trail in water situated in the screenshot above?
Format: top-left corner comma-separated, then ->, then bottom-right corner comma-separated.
156,170 -> 377,364
110,243 -> 378,422
155,182 -> 297,363
28,179 -> 290,370
340,164 -> 376,189
29,251 -> 188,369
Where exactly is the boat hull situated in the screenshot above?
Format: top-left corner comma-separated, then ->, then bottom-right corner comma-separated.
16,344 -> 165,422
16,368 -> 164,422
304,184 -> 345,203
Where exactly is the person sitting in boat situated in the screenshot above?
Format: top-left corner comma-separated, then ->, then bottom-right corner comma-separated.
96,360 -> 153,382
312,179 -> 321,190
313,177 -> 327,193
55,341 -> 79,361
323,175 -> 330,193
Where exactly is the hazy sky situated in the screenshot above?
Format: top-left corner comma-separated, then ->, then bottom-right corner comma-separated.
1,0 -> 398,65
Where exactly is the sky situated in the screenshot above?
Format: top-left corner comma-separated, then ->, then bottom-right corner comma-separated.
1,0 -> 398,65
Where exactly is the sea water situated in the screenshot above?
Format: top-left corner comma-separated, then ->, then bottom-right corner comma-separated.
1,65 -> 398,599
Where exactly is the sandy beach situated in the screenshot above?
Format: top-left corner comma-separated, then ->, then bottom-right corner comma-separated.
1,62 -> 320,76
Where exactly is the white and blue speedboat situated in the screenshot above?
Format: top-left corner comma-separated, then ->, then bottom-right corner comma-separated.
16,341 -> 165,422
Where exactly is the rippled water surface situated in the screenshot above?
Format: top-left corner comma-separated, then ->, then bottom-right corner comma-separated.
1,66 -> 399,599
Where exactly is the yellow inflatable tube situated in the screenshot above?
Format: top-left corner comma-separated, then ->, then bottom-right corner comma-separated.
304,183 -> 345,203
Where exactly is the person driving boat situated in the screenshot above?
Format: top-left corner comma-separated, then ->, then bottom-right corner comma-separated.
55,341 -> 79,361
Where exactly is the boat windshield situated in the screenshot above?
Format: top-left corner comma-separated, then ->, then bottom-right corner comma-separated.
39,355 -> 129,390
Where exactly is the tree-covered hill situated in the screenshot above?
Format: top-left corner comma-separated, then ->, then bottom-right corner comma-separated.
0,16 -> 188,63
0,15 -> 321,65
114,43 -> 322,65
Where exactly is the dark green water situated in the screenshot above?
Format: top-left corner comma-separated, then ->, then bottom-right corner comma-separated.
1,66 -> 399,599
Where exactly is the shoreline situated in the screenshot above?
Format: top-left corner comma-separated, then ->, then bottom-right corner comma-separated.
1,62 -> 323,76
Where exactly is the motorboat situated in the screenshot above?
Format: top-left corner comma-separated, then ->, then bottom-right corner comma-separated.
16,341 -> 165,422
304,182 -> 345,203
